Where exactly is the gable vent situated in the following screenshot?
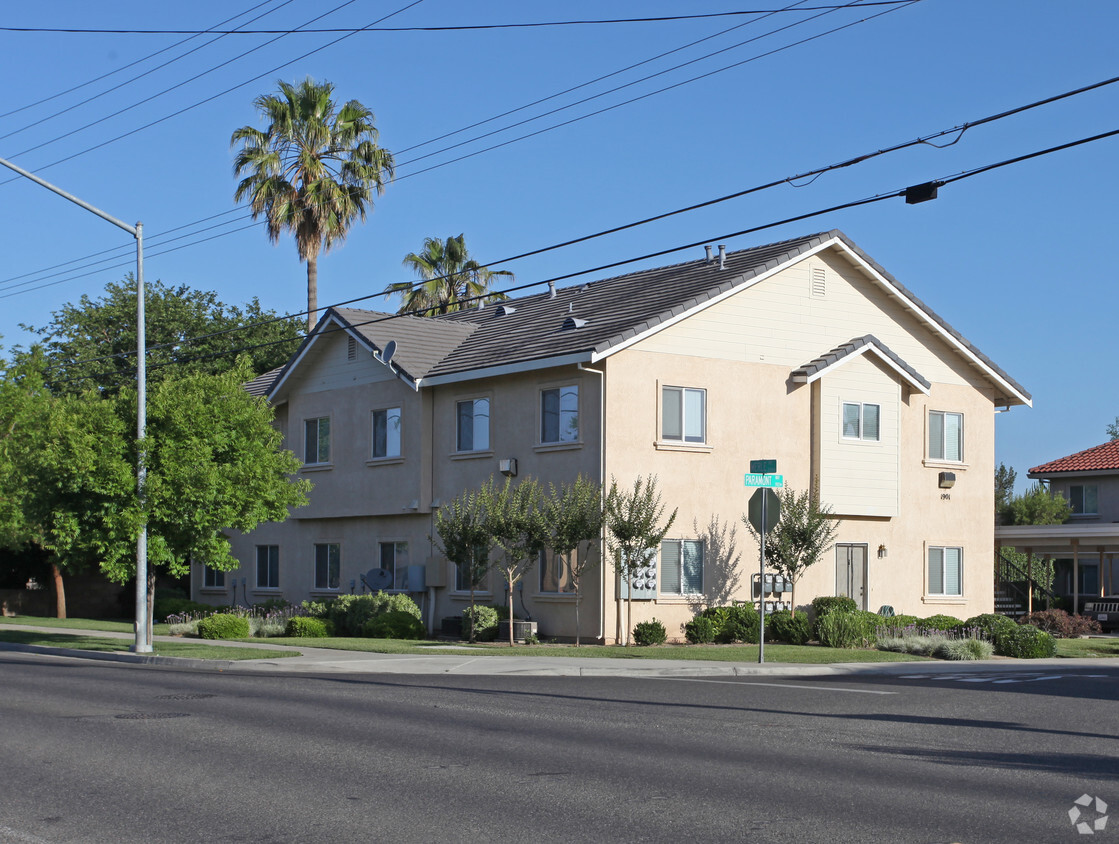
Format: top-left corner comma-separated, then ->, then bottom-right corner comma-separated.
496,305 -> 516,316
347,336 -> 357,360
563,316 -> 588,330
810,266 -> 826,298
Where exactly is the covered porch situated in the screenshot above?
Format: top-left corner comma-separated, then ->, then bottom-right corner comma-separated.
995,524 -> 1119,615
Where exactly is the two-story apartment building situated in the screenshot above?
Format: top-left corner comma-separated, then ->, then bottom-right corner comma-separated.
196,230 -> 1031,641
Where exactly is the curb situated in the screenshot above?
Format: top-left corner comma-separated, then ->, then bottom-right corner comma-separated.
0,641 -> 238,671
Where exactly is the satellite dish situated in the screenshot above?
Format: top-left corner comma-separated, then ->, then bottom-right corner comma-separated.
360,568 -> 394,592
380,340 -> 397,365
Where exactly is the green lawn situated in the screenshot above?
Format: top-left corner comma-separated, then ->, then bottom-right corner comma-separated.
1054,637 -> 1119,658
0,615 -> 171,636
0,629 -> 297,660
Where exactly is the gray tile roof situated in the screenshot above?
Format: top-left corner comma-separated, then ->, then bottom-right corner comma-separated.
792,334 -> 932,391
331,307 -> 477,380
245,366 -> 283,397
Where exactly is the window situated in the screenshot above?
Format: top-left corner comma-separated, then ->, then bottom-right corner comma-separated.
539,549 -> 576,593
379,541 -> 409,590
455,556 -> 489,592
541,385 -> 579,443
314,543 -> 340,590
255,545 -> 279,589
304,416 -> 331,464
202,565 -> 225,588
928,546 -> 962,596
662,386 -> 706,443
660,539 -> 703,595
456,398 -> 490,452
1069,484 -> 1099,515
928,411 -> 963,461
371,407 -> 402,459
842,402 -> 880,441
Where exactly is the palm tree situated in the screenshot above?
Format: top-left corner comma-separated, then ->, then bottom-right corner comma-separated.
231,78 -> 394,331
384,234 -> 512,315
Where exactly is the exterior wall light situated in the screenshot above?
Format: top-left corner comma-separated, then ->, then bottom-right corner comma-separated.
877,544 -> 888,559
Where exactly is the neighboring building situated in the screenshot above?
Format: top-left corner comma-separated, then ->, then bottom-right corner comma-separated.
196,230 -> 1030,640
995,440 -> 1119,614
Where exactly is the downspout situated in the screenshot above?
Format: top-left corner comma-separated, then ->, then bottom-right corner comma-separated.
427,383 -> 437,636
578,361 -> 606,643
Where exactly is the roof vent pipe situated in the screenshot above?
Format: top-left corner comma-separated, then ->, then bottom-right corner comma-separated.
548,281 -> 556,299
718,244 -> 726,270
705,245 -> 714,264
568,302 -> 573,313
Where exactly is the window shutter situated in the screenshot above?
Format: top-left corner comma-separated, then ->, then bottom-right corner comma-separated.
660,541 -> 681,594
928,547 -> 944,594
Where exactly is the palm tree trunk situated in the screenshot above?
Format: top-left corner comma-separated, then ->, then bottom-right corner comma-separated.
50,562 -> 66,619
306,256 -> 318,332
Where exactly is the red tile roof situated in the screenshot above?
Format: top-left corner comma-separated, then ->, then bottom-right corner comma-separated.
1030,439 -> 1119,474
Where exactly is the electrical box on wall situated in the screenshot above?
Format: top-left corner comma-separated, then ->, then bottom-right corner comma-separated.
423,557 -> 447,588
938,471 -> 956,489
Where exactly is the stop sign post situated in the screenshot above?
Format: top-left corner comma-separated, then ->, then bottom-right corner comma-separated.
746,461 -> 781,664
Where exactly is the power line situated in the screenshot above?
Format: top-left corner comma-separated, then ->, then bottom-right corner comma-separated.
46,124 -> 1119,381
0,4 -> 916,35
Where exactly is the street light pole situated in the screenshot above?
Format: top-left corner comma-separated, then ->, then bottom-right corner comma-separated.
0,156 -> 152,653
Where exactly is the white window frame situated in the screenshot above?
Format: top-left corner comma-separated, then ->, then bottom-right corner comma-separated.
927,546 -> 963,597
304,416 -> 331,465
841,401 -> 880,442
540,385 -> 580,444
379,540 -> 409,590
1068,484 -> 1099,516
255,545 -> 279,590
371,406 -> 402,460
661,386 -> 706,444
928,410 -> 964,462
456,397 -> 491,453
659,538 -> 704,596
313,543 -> 341,591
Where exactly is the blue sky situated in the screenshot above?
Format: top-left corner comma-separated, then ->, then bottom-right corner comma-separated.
0,0 -> 1115,489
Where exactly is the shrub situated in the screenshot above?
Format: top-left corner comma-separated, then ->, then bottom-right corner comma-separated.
817,611 -> 873,649
285,616 -> 331,638
463,605 -> 499,641
919,614 -> 965,632
811,596 -> 858,620
722,604 -> 760,644
154,596 -> 217,622
766,610 -> 811,645
876,614 -> 920,633
197,613 -> 251,640
684,616 -> 718,644
633,618 -> 668,646
1019,609 -> 1101,639
317,592 -> 424,636
964,613 -> 1018,642
877,632 -> 948,655
301,599 -> 333,619
250,617 -> 287,638
362,610 -> 426,640
935,638 -> 994,661
995,624 -> 1057,659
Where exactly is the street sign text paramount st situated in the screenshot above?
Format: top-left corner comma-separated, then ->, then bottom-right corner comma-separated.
744,473 -> 784,488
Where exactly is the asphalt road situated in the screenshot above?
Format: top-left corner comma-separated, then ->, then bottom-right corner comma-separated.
1,652 -> 1116,843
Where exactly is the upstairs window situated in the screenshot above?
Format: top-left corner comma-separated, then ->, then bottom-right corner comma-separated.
541,385 -> 579,443
662,386 -> 706,444
928,411 -> 963,462
304,416 -> 331,464
842,402 -> 880,441
660,539 -> 703,595
456,398 -> 490,452
379,541 -> 409,590
314,543 -> 340,591
256,545 -> 279,589
371,407 -> 402,459
1069,484 -> 1099,515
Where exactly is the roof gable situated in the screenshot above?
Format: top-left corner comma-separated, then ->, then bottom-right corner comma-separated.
792,335 -> 931,394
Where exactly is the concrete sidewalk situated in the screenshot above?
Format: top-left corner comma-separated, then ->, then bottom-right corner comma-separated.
2,623 -> 1117,678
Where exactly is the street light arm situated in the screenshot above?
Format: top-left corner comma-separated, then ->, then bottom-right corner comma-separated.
0,155 -> 136,237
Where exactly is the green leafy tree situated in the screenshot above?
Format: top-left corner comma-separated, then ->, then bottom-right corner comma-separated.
1000,482 -> 1071,526
743,485 -> 840,617
433,486 -> 493,642
1107,417 -> 1119,440
543,475 -> 603,646
384,234 -> 512,315
232,77 -> 394,331
482,476 -> 548,646
19,278 -> 302,396
604,475 -> 677,646
995,462 -> 1017,523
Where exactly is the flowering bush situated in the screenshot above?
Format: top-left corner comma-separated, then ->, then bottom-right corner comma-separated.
1019,609 -> 1101,639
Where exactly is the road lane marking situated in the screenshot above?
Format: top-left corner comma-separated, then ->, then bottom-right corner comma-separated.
646,677 -> 897,695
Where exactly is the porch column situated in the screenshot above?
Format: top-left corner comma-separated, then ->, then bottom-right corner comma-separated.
1072,538 -> 1080,615
1100,548 -> 1107,598
1044,555 -> 1052,610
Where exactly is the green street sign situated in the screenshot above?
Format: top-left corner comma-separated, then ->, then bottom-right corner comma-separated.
749,459 -> 777,474
744,473 -> 784,488
748,487 -> 781,533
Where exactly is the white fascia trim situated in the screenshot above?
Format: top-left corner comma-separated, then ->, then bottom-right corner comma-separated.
417,351 -> 592,387
268,313 -> 415,399
1027,468 -> 1119,480
832,240 -> 1033,408
796,342 -> 931,395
